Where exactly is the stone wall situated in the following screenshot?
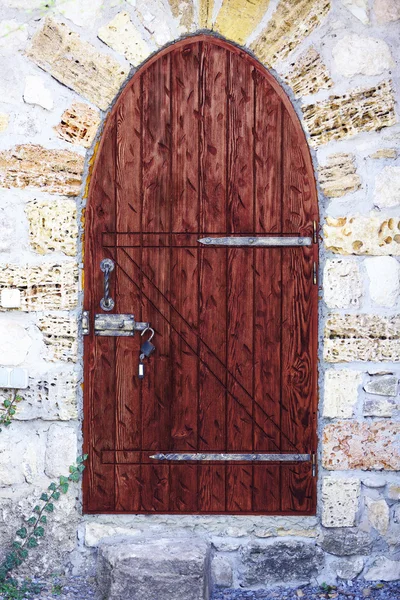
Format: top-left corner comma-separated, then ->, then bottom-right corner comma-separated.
0,0 -> 399,590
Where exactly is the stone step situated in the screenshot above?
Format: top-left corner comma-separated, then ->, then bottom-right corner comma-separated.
97,536 -> 211,600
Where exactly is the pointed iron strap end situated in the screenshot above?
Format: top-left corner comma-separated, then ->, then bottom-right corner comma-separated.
149,453 -> 165,460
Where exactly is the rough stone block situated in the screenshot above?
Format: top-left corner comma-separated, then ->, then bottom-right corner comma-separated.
340,0 -> 368,23
374,166 -> 400,209
333,34 -> 393,77
363,398 -> 396,418
323,421 -> 400,470
85,523 -> 143,548
373,0 -> 400,23
0,321 -> 32,366
365,497 -> 389,535
214,0 -> 270,45
38,316 -> 78,363
250,0 -> 331,66
319,154 -> 361,198
320,528 -> 372,556
0,424 -> 46,485
97,537 -> 211,600
364,556 -> 400,581
323,369 -> 361,419
284,47 -> 333,98
26,17 -> 129,111
55,0 -> 103,28
98,12 -> 152,67
199,0 -> 214,28
364,374 -> 398,397
211,555 -> 233,588
369,148 -> 398,159
23,75 -> 54,111
323,259 -> 362,309
336,557 -> 364,580
302,81 -> 396,147
25,200 -> 78,257
388,484 -> 400,500
0,144 -> 84,196
365,257 -> 400,307
238,540 -> 323,586
127,0 -> 175,47
0,263 -> 78,312
324,216 -> 400,257
168,0 -> 195,32
0,113 -> 9,132
45,423 -> 77,478
322,478 -> 360,528
54,103 -> 100,149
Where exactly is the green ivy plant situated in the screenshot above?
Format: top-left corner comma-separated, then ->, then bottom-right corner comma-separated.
0,393 -> 23,432
0,454 -> 88,590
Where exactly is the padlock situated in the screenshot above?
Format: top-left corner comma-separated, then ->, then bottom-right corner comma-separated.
140,339 -> 156,358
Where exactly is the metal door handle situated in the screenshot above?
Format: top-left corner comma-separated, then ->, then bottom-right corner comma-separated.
100,259 -> 115,311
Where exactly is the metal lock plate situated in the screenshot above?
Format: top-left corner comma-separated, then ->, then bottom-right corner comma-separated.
94,314 -> 149,337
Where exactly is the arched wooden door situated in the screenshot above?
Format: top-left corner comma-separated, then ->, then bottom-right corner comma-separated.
83,35 -> 319,515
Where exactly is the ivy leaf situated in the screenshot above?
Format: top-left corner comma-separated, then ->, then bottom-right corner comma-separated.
60,483 -> 69,494
52,491 -> 60,501
27,537 -> 38,548
77,464 -> 85,473
44,503 -> 54,513
48,482 -> 57,491
16,527 -> 27,539
59,476 -> 68,485
15,395 -> 23,403
69,465 -> 77,474
12,541 -> 22,549
9,408 -> 16,416
33,505 -> 41,514
20,549 -> 28,559
34,527 -> 45,538
69,472 -> 81,482
40,515 -> 47,524
27,517 -> 36,526
3,399 -> 11,409
40,493 -> 49,502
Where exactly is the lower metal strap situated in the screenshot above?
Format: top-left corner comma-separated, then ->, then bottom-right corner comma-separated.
150,453 -> 310,462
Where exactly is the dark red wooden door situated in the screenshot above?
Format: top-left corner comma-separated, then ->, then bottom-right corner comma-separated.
83,36 -> 318,515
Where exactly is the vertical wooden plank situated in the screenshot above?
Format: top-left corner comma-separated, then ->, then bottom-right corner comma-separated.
226,465 -> 252,512
140,464 -> 170,512
115,465 -> 141,512
83,115 -> 117,512
281,464 -> 315,514
169,464 -> 198,511
198,465 -> 226,512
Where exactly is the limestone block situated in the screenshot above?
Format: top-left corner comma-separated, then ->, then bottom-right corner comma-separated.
323,369 -> 361,419
26,17 -> 129,111
250,0 -> 331,66
199,0 -> 214,28
284,47 -> 333,98
320,528 -> 371,555
340,0 -> 369,23
365,497 -> 389,535
319,153 -> 361,198
54,103 -> 100,149
374,0 -> 400,22
323,421 -> 400,470
214,0 -> 270,45
38,316 -> 78,363
388,484 -> 400,500
97,537 -> 211,600
0,113 -> 9,132
55,0 -> 103,29
168,0 -> 195,32
364,557 -> 400,581
333,34 -> 393,77
374,166 -> 400,209
323,260 -> 362,309
45,423 -> 77,478
322,478 -> 360,527
85,523 -> 143,548
98,12 -> 152,67
25,200 -> 78,257
336,557 -> 364,580
363,398 -> 396,418
324,314 -> 400,363
369,148 -> 398,159
0,321 -> 32,366
0,289 -> 21,308
365,257 -> 400,307
0,424 -> 46,486
362,476 -> 386,488
0,145 -> 84,196
302,81 -> 396,147
0,263 -> 78,312
364,374 -> 398,397
23,75 -> 54,111
126,0 -> 175,47
211,555 -> 233,588
238,540 -> 324,586
324,216 -> 400,257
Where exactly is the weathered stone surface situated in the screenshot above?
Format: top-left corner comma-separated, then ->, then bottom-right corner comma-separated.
374,0 -> 400,23
340,0 -> 369,24
324,216 -> 400,257
98,12 -> 151,67
374,166 -> 400,209
238,540 -> 324,586
23,75 -> 54,111
365,498 -> 389,535
0,321 -> 32,366
363,398 -> 396,417
26,17 -> 129,111
0,113 -> 9,132
199,0 -> 214,28
324,314 -> 400,363
168,0 -> 195,32
320,528 -> 372,556
323,260 -> 362,309
214,0 -> 270,45
45,423 -> 77,478
364,557 -> 400,581
97,538 -> 211,600
0,19 -> 28,51
0,424 -> 46,486
85,523 -> 143,548
0,263 -> 78,312
322,478 -> 360,528
362,476 -> 386,488
38,316 -> 78,362
388,484 -> 400,500
126,0 -> 175,47
55,0 -> 103,28
250,0 -> 331,66
333,34 -> 393,77
336,557 -> 364,580
323,369 -> 361,419
365,257 -> 400,307
54,103 -> 100,149
369,148 -> 398,159
319,153 -> 361,198
323,421 -> 400,470
302,81 -> 396,147
25,200 -> 78,257
211,555 -> 233,588
364,375 -> 398,397
286,48 -> 333,97
0,145 -> 84,196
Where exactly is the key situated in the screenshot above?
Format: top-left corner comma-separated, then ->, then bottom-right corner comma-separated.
138,353 -> 145,379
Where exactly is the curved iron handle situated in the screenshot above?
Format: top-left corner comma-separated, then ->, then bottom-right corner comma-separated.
100,259 -> 115,311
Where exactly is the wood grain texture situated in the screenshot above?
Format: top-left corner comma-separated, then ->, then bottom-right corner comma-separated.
84,36 -> 319,515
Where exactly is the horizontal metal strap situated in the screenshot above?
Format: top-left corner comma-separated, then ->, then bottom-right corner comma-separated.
198,236 -> 312,247
150,453 -> 311,462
